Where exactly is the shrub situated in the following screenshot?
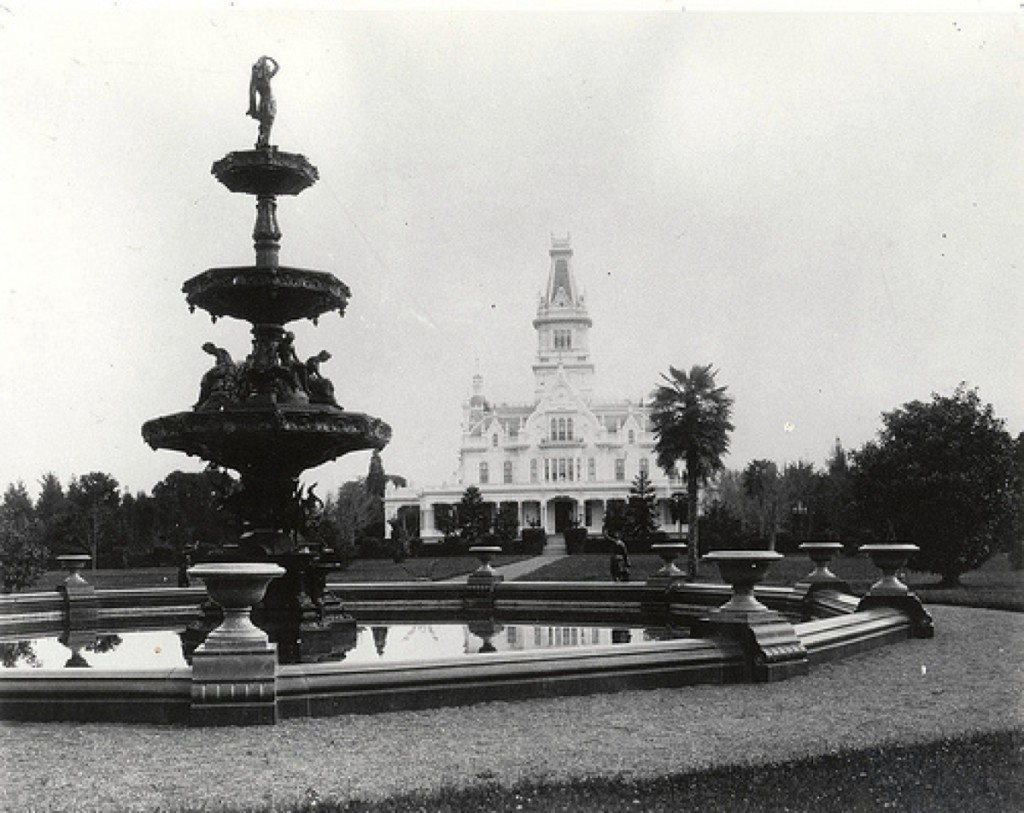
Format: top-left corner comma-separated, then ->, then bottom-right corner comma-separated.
565,527 -> 589,554
520,527 -> 547,555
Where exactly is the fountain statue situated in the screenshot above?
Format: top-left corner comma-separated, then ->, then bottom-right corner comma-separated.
142,58 -> 391,664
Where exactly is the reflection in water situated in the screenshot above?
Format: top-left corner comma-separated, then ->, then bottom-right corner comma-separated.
0,641 -> 40,668
2,622 -> 688,670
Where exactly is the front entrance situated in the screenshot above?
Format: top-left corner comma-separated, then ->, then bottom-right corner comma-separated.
552,498 -> 577,533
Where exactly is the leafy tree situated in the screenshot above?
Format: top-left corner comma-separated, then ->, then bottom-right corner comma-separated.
359,452 -> 406,545
365,450 -> 386,501
650,364 -> 735,578
779,461 -> 818,548
741,459 -> 780,547
456,486 -> 491,549
34,473 -> 67,557
602,498 -> 628,540
150,469 -> 237,555
0,482 -> 47,592
625,469 -> 660,547
335,479 -> 375,548
65,473 -> 122,568
697,499 -> 747,553
432,503 -> 459,542
492,502 -> 519,547
819,439 -> 856,544
851,385 -> 1022,586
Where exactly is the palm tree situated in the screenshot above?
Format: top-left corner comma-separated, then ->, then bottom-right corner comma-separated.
650,365 -> 734,578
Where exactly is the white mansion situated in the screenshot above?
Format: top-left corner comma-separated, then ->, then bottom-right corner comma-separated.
385,236 -> 683,542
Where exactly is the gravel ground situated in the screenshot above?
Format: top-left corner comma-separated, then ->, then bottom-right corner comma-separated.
1,604 -> 1022,812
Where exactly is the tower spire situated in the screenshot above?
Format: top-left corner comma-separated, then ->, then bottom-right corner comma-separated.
532,235 -> 594,403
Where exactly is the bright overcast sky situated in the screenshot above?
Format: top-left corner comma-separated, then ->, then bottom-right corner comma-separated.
1,1 -> 1021,499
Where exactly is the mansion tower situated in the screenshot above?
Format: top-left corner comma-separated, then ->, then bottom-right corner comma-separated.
386,236 -> 682,542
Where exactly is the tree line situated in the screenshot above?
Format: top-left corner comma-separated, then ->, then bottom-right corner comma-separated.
2,371 -> 1021,592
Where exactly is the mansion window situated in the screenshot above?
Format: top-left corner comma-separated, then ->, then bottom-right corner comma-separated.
504,460 -> 513,484
492,434 -> 499,448
588,457 -> 596,481
615,459 -> 625,481
543,457 -> 579,482
628,430 -> 635,444
550,416 -> 574,442
553,329 -> 572,350
531,459 -> 539,483
479,462 -> 489,484
640,458 -> 649,476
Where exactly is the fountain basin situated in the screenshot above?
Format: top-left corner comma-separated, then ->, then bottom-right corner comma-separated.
0,572 -> 931,725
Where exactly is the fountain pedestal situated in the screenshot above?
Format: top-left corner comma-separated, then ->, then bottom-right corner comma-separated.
56,554 -> 97,630
188,563 -> 284,726
646,543 -> 688,589
793,542 -> 850,602
693,551 -> 808,682
856,544 -> 934,639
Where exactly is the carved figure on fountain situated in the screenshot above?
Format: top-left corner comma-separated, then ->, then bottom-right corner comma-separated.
195,343 -> 239,411
305,350 -> 339,407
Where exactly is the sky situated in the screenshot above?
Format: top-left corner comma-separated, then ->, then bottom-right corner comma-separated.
1,1 -> 1021,500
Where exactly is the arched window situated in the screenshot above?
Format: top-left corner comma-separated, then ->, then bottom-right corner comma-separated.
479,462 -> 489,484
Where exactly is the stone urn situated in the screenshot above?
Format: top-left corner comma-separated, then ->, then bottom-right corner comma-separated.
703,551 -> 783,615
860,543 -> 918,596
56,554 -> 92,588
188,562 -> 285,649
798,541 -> 844,583
648,543 -> 687,587
468,546 -> 504,579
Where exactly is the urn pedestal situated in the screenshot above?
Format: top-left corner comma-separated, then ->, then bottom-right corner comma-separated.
694,551 -> 808,682
187,563 -> 284,726
856,544 -> 934,639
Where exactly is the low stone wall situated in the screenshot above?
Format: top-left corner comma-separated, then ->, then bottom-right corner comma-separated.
0,562 -> 932,726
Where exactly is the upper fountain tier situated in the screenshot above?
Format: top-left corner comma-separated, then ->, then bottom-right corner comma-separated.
183,148 -> 349,326
184,264 -> 350,326
213,147 -> 318,197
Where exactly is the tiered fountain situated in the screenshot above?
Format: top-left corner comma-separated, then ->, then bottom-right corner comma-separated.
142,56 -> 390,670
0,59 -> 936,728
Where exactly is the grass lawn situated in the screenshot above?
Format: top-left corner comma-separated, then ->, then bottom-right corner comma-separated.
2,603 -> 1020,812
522,551 -> 1024,611
33,555 -> 534,591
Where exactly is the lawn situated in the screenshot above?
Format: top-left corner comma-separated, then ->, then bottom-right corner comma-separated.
33,554 -> 533,591
1,603 -> 1020,812
521,551 -> 1024,611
